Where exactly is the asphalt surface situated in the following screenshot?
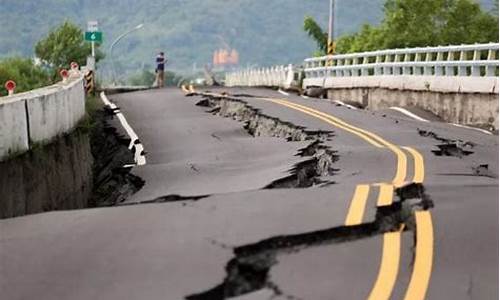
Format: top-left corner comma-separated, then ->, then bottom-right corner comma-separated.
0,87 -> 498,300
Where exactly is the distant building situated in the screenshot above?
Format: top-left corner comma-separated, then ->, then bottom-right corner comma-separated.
213,48 -> 239,67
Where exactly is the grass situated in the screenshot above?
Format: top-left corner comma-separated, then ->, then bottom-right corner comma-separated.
75,95 -> 103,134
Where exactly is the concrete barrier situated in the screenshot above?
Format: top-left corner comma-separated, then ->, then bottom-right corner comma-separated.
327,85 -> 499,129
0,99 -> 29,157
304,76 -> 498,94
0,77 -> 85,160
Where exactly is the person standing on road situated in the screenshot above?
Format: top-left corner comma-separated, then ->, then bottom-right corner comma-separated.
155,52 -> 166,88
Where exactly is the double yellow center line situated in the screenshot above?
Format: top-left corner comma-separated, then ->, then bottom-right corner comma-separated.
187,88 -> 434,300
255,97 -> 433,300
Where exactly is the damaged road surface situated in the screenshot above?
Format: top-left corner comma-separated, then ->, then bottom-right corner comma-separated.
1,87 -> 497,300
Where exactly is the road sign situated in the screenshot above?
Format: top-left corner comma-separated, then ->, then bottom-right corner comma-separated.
87,21 -> 98,32
85,31 -> 103,43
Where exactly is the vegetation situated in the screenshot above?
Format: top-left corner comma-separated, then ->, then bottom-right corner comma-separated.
0,57 -> 51,96
0,0 -> 391,76
128,69 -> 156,86
0,0 -> 496,82
35,21 -> 104,78
304,16 -> 329,56
128,69 -> 182,87
304,0 -> 499,55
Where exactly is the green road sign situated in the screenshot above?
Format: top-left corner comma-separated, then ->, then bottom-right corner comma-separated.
85,31 -> 103,43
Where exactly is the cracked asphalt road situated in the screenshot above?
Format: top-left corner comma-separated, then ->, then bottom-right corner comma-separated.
1,87 -> 498,300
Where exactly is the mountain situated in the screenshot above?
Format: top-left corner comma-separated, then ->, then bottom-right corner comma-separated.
0,0 -> 496,78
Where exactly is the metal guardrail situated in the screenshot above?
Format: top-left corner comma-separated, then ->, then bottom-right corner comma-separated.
304,43 -> 499,78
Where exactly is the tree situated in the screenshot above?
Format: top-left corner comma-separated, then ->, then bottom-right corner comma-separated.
128,69 -> 156,86
304,16 -> 328,55
35,21 -> 104,73
311,0 -> 499,54
440,0 -> 499,45
0,57 -> 51,96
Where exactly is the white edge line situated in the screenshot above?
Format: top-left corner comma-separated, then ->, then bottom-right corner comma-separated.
389,105 -> 492,135
333,99 -> 358,110
301,95 -> 310,99
389,107 -> 430,122
278,89 -> 290,96
100,92 -> 147,166
451,123 -> 493,135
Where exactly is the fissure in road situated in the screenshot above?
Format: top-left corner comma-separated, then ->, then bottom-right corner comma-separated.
183,89 -> 437,300
186,183 -> 433,300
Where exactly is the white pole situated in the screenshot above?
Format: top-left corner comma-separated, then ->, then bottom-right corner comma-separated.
110,23 -> 144,85
324,0 -> 335,88
92,41 -> 95,57
328,0 -> 334,47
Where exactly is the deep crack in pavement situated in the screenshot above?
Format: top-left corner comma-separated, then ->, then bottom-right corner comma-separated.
186,183 -> 434,300
196,95 -> 339,189
418,128 -> 476,158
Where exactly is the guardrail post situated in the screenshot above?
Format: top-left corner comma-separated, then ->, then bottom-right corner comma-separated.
435,52 -> 444,76
384,54 -> 391,75
335,58 -> 343,77
414,53 -> 422,75
446,50 -> 455,76
471,49 -> 481,76
458,50 -> 467,76
375,55 -> 383,75
403,52 -> 411,75
393,54 -> 402,75
486,48 -> 497,76
424,52 -> 433,75
362,56 -> 369,76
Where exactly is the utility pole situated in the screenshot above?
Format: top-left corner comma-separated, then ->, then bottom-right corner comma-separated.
327,0 -> 336,56
323,0 -> 335,86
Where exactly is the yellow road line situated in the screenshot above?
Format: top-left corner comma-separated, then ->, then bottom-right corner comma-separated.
404,211 -> 434,300
403,147 -> 425,183
260,98 -> 435,299
267,98 -> 407,186
367,231 -> 402,300
344,185 -> 371,226
375,183 -> 395,207
367,186 -> 400,300
268,99 -> 383,148
200,91 -> 434,299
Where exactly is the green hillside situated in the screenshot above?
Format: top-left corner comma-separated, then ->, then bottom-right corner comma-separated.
0,0 -> 496,79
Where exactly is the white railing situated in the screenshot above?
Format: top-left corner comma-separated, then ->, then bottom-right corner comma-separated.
225,64 -> 298,88
304,43 -> 499,79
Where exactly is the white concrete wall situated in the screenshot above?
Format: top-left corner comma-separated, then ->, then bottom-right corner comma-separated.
0,77 -> 85,160
0,100 -> 29,158
27,78 -> 85,142
303,76 -> 499,94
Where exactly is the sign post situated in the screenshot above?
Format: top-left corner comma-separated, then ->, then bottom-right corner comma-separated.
85,21 -> 101,71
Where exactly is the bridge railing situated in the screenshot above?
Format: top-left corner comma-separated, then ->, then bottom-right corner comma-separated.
225,64 -> 300,89
304,43 -> 499,79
